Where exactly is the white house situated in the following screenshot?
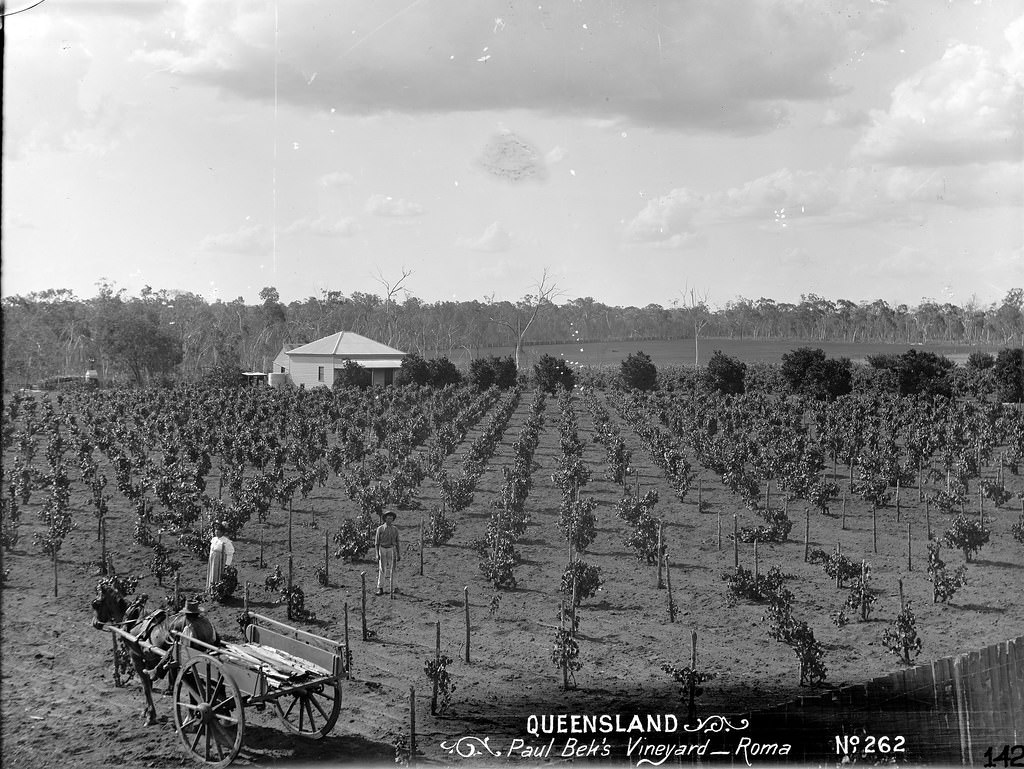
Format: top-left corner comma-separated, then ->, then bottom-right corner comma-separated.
272,331 -> 407,388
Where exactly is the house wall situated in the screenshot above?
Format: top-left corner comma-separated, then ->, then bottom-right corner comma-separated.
286,355 -> 337,388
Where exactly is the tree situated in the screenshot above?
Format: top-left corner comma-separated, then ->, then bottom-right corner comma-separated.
333,361 -> 371,389
534,354 -> 575,394
98,301 -> 182,385
993,348 -> 1024,402
780,347 -> 852,400
866,349 -> 954,397
620,351 -> 657,391
401,352 -> 432,386
469,356 -> 517,390
704,350 -> 746,394
427,357 -> 462,387
967,351 -> 995,370
488,269 -> 561,370
678,285 -> 711,367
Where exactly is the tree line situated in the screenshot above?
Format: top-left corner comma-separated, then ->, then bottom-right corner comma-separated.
3,282 -> 1022,387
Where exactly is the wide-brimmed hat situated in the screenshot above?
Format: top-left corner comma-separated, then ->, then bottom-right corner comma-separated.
183,599 -> 202,615
383,511 -> 397,522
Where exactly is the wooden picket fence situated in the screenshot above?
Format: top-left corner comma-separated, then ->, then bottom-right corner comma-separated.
740,636 -> 1023,765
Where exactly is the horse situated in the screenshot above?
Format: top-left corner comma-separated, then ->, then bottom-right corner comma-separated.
91,587 -> 173,726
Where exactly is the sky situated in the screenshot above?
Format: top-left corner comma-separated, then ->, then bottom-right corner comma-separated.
2,0 -> 1022,310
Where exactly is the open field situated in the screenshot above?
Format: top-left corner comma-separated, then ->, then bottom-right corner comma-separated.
2,384 -> 1022,767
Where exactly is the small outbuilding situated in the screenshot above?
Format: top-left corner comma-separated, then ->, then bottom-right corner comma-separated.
272,331 -> 407,388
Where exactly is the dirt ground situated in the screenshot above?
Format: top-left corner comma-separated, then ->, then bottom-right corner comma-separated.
2,390 -> 1022,768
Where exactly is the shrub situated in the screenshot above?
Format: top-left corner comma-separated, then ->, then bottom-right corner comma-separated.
882,602 -> 922,665
558,498 -> 597,554
780,347 -> 852,400
534,354 -> 575,394
723,565 -> 789,602
426,506 -> 456,546
703,350 -> 746,394
479,540 -> 518,589
926,542 -> 967,603
624,512 -> 664,565
209,565 -> 239,603
333,516 -> 375,561
620,351 -> 657,391
866,349 -> 954,397
428,357 -> 463,388
400,353 -> 432,386
1013,512 -> 1024,544
333,360 -> 371,389
424,654 -> 456,715
469,356 -> 517,390
551,628 -> 582,688
561,561 -> 602,605
941,514 -> 990,562
993,348 -> 1024,402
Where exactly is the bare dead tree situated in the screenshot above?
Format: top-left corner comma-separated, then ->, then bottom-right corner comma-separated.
374,267 -> 413,347
488,269 -> 562,370
679,284 -> 711,368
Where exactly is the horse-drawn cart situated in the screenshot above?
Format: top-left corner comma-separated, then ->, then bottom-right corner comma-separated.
108,612 -> 345,767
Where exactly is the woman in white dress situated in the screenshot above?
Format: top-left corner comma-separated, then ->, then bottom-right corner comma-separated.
206,522 -> 235,591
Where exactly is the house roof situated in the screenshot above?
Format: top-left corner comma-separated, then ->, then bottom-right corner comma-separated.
284,332 -> 406,358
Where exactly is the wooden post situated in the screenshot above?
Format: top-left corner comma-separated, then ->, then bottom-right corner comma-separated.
431,621 -> 440,715
464,587 -> 471,663
898,577 -> 905,611
926,498 -> 931,540
100,517 -> 107,570
803,508 -> 810,562
687,629 -> 698,723
979,487 -> 984,527
324,529 -> 330,585
841,492 -> 847,531
872,505 -> 877,554
244,582 -> 250,614
665,552 -> 675,623
836,540 -> 842,589
409,686 -> 417,763
287,554 -> 294,619
53,548 -> 58,598
753,539 -> 759,584
896,477 -> 901,524
656,521 -> 665,589
173,571 -> 180,612
697,478 -> 702,511
907,522 -> 912,572
360,572 -> 368,641
717,510 -> 721,551
559,599 -> 568,690
918,457 -> 923,502
288,499 -> 293,553
733,515 -> 738,568
259,522 -> 265,569
419,519 -> 425,577
343,602 -> 351,678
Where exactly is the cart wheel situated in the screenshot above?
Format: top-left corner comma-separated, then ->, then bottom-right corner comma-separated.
273,677 -> 341,738
173,654 -> 245,767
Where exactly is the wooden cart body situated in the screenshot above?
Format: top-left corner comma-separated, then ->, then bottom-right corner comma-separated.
113,612 -> 345,767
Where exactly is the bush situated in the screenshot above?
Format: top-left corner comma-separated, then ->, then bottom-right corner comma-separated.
533,354 -> 575,394
866,349 -> 954,397
201,363 -> 246,389
400,353 -> 432,386
426,506 -> 456,546
333,360 -> 371,389
428,357 -> 463,388
469,356 -> 517,390
967,351 -> 996,370
620,351 -> 657,391
882,601 -> 922,665
942,514 -> 990,562
926,542 -> 967,603
993,348 -> 1024,402
333,516 -> 375,561
561,560 -> 602,605
209,565 -> 238,603
780,347 -> 852,400
703,350 -> 746,394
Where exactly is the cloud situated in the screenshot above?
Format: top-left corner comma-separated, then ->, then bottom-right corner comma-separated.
822,108 -> 870,129
457,221 -> 511,252
199,223 -> 271,254
365,194 -> 425,217
137,0 -> 904,133
855,39 -> 1024,166
475,130 -> 547,182
283,216 -> 357,237
319,171 -> 355,188
623,161 -> 1022,245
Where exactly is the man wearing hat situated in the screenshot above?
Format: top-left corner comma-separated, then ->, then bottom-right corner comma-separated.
144,598 -> 219,680
375,511 -> 401,596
